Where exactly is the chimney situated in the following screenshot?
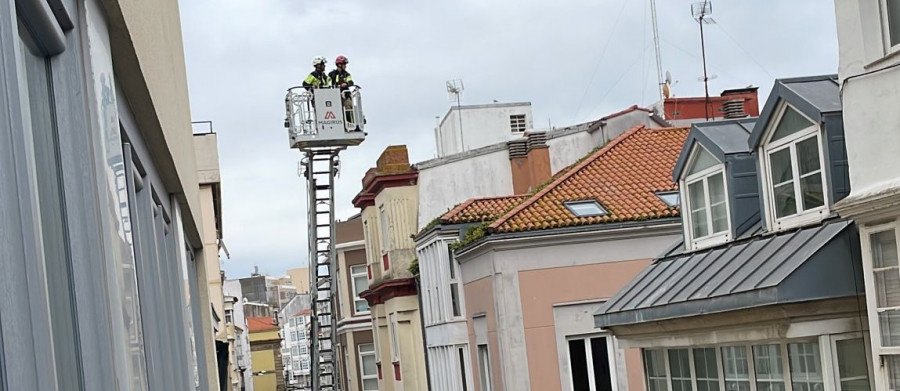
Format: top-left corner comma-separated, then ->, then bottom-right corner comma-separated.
507,132 -> 551,194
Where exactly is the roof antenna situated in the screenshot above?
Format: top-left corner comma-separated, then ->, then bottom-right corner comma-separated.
650,0 -> 664,104
692,0 -> 716,120
446,79 -> 465,151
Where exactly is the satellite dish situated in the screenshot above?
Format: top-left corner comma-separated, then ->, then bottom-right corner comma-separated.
665,71 -> 672,86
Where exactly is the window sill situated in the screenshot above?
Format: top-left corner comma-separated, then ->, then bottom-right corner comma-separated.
771,209 -> 829,232
864,46 -> 900,71
690,233 -> 730,251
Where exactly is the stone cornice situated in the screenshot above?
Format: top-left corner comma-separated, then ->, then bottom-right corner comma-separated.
358,278 -> 418,306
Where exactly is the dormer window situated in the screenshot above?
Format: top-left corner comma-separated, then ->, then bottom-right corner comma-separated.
763,105 -> 827,229
683,145 -> 730,249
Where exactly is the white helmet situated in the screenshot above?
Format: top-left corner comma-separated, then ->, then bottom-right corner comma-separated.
312,56 -> 327,66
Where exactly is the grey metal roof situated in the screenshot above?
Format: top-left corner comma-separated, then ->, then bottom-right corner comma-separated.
748,74 -> 840,149
672,118 -> 756,182
595,219 -> 861,328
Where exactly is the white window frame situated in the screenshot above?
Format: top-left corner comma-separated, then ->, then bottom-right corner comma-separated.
478,344 -> 494,391
641,339 -> 851,391
881,0 -> 900,54
379,205 -> 390,253
510,114 -> 527,133
350,264 -> 370,315
826,332 -> 875,391
359,343 -> 379,391
446,244 -> 465,320
681,145 -> 731,250
760,104 -> 829,231
860,220 -> 900,388
565,334 -> 618,391
389,313 -> 400,363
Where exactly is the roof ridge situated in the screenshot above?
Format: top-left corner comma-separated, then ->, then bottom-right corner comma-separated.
489,124 -> 649,231
441,198 -> 477,221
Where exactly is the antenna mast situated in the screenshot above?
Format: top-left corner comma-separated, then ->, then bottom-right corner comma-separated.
446,79 -> 465,151
692,1 -> 715,120
650,0 -> 664,103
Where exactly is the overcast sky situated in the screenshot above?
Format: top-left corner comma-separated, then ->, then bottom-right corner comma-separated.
179,0 -> 839,279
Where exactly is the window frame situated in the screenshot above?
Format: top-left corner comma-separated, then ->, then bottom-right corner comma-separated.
828,332 -> 874,391
389,313 -> 400,363
358,343 -> 379,391
446,244 -> 465,320
379,205 -> 390,254
350,264 -> 370,315
761,104 -> 829,231
510,114 -> 527,133
860,219 -> 900,380
478,344 -> 494,391
881,0 -> 900,54
565,334 -> 618,391
682,145 -> 731,250
564,200 -> 609,218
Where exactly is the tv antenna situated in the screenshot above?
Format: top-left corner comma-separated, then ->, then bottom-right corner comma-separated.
692,0 -> 715,120
446,79 -> 466,151
650,0 -> 664,103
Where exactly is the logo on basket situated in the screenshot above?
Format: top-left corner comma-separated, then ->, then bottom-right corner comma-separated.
324,111 -> 336,119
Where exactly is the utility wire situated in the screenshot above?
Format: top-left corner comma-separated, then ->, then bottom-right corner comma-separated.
715,23 -> 775,79
660,37 -> 753,87
572,0 -> 630,123
584,43 -> 655,120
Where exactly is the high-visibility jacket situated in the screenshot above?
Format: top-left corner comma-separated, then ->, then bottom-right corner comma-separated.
329,70 -> 354,89
302,70 -> 331,89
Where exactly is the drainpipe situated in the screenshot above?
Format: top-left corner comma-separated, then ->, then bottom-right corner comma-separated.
414,274 -> 433,390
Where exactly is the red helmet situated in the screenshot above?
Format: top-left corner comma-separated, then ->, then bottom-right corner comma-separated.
335,55 -> 349,65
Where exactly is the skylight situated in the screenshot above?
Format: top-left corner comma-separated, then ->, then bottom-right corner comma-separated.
564,200 -> 608,217
656,191 -> 680,207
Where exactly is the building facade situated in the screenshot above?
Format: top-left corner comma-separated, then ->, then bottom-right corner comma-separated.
224,280 -> 255,391
449,125 -> 689,391
0,0 -> 220,389
334,215 -> 378,391
280,294 -> 313,390
832,0 -> 900,388
239,273 -> 298,310
355,146 -> 429,391
249,316 -> 286,391
597,75 -> 872,391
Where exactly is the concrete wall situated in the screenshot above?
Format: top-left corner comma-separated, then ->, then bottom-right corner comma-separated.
417,147 -> 514,228
437,103 -> 533,157
547,110 -> 659,174
833,0 -> 900,202
457,224 -> 682,391
286,267 -> 309,293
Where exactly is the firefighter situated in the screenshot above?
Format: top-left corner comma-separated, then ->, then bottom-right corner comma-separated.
302,56 -> 331,90
329,55 -> 354,90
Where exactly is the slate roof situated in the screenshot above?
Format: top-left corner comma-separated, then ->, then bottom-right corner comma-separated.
489,125 -> 689,233
749,75 -> 840,149
595,219 -> 862,327
672,118 -> 756,181
441,195 -> 528,224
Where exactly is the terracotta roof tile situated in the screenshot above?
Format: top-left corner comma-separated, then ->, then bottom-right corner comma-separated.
441,195 -> 528,224
246,316 -> 279,332
490,125 -> 689,233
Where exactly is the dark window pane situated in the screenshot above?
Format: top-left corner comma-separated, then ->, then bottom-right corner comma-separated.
569,340 -> 589,391
450,284 -> 461,317
458,348 -> 468,391
800,175 -> 824,210
835,338 -> 870,391
591,338 -> 612,391
796,137 -> 820,175
888,0 -> 900,46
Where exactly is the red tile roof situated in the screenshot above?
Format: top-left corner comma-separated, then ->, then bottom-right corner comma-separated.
441,195 -> 529,224
489,125 -> 689,233
246,316 -> 279,332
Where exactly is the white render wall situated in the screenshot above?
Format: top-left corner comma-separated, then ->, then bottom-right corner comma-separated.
223,280 -> 254,391
834,0 -> 900,200
416,147 -> 515,227
436,103 -> 533,157
547,110 -> 660,174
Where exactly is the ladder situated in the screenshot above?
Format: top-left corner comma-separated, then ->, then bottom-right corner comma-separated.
304,148 -> 341,391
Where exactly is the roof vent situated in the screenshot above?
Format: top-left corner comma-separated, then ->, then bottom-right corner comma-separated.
526,131 -> 547,150
507,139 -> 527,158
722,99 -> 747,119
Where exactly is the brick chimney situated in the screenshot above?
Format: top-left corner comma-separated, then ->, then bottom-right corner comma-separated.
508,132 -> 551,193
664,86 -> 759,121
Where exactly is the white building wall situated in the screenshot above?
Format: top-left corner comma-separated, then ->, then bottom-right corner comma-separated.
416,148 -> 515,228
223,280 -> 253,391
436,103 -> 533,157
547,110 -> 660,174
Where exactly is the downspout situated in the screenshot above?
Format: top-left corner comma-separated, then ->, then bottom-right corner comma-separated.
414,274 -> 433,390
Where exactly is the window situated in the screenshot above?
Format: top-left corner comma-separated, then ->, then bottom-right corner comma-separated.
351,265 -> 370,314
656,191 -> 681,207
359,343 -> 379,390
764,105 -> 826,228
292,362 -> 300,372
564,201 -> 609,217
863,223 -> 900,385
292,346 -> 300,357
291,331 -> 299,342
510,114 -> 527,133
722,346 -> 751,391
833,337 -> 871,390
753,344 -> 786,391
478,344 -> 494,391
389,313 -> 400,362
379,205 -> 390,253
448,246 -> 463,318
458,346 -> 470,391
225,310 -> 233,325
300,345 -> 308,355
567,336 -> 613,391
884,0 -> 900,50
788,342 -> 823,391
694,348 -> 720,391
684,146 -> 730,248
644,350 -> 668,391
